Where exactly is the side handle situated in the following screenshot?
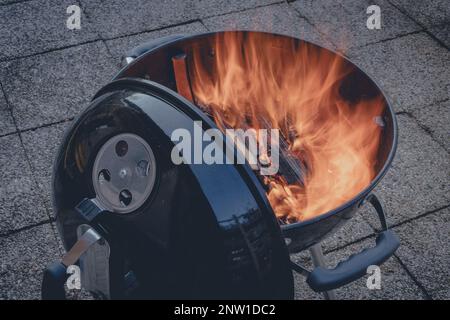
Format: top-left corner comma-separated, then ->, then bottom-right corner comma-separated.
306,194 -> 400,292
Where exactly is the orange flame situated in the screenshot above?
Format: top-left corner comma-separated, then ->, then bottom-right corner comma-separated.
189,32 -> 384,223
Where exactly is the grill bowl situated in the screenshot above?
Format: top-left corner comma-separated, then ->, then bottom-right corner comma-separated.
117,31 -> 397,253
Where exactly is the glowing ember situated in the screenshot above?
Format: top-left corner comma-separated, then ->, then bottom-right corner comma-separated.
189,32 -> 385,223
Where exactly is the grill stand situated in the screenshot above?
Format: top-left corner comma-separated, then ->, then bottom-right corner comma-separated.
309,244 -> 337,300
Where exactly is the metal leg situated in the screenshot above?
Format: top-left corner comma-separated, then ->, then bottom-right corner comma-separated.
309,244 -> 337,300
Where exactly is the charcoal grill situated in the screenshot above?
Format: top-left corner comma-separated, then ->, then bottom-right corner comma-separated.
42,31 -> 399,300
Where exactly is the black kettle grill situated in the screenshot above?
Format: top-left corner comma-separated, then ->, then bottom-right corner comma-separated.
42,31 -> 399,300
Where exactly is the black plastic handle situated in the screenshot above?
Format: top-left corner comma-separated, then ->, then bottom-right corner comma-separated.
307,229 -> 399,292
41,262 -> 68,300
124,34 -> 187,59
306,194 -> 400,292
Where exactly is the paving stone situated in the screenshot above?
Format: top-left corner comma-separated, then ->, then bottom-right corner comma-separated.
0,134 -> 48,234
393,207 -> 450,294
21,122 -> 71,211
0,0 -> 99,61
291,0 -> 421,50
367,114 -> 449,227
293,237 -> 425,299
0,0 -> 30,5
427,24 -> 450,48
320,206 -> 376,253
202,3 -> 335,50
348,32 -> 450,113
411,99 -> 450,153
0,90 -> 15,136
293,271 -> 322,299
79,0 -> 194,39
0,41 -> 116,130
0,223 -> 61,299
80,0 -> 279,39
105,22 -> 207,65
430,287 -> 450,300
389,0 -> 450,28
189,0 -> 280,19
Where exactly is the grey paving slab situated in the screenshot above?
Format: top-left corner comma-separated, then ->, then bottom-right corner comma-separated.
0,0 -> 31,5
393,207 -> 450,295
21,121 -> 71,211
430,287 -> 450,300
105,22 -> 207,65
0,223 -> 61,299
80,0 -> 279,39
367,114 -> 449,227
202,3 -> 335,50
189,0 -> 281,18
79,0 -> 194,39
0,90 -> 15,136
427,24 -> 450,48
291,0 -> 421,50
0,41 -> 117,130
389,0 -> 450,28
0,134 -> 48,234
411,99 -> 450,153
293,237 -> 425,299
0,0 -> 99,61
348,32 -> 450,113
293,272 -> 322,300
320,206 -> 375,253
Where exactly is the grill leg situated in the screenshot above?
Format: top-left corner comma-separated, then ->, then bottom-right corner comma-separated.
309,244 -> 337,300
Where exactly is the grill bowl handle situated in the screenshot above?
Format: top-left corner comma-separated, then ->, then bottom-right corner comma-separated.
306,194 -> 400,292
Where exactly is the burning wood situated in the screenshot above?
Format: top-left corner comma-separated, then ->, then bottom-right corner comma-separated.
179,32 -> 385,223
196,101 -> 304,187
173,51 -> 303,185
